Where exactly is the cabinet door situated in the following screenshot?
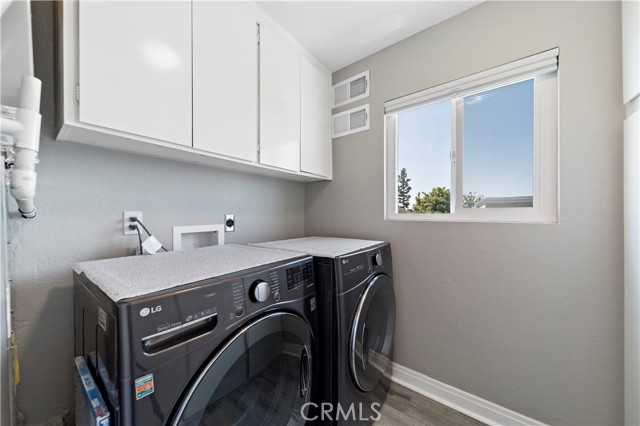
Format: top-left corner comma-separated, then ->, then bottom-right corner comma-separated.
78,1 -> 191,147
259,22 -> 300,172
301,58 -> 331,177
193,2 -> 258,162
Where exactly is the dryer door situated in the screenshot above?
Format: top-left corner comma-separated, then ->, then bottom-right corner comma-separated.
170,312 -> 314,426
349,274 -> 396,392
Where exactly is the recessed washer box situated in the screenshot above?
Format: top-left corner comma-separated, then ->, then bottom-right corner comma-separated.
172,224 -> 224,251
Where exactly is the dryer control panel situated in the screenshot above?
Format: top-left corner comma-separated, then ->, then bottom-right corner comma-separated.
336,242 -> 393,295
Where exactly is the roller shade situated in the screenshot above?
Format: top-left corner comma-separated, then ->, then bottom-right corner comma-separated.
384,48 -> 558,114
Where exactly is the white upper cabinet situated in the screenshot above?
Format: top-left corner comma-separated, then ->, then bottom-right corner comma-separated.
301,57 -> 331,177
193,2 -> 258,162
58,1 -> 331,181
78,1 -> 191,147
259,21 -> 301,172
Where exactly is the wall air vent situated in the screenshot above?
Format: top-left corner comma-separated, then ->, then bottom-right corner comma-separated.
332,104 -> 369,139
332,70 -> 369,108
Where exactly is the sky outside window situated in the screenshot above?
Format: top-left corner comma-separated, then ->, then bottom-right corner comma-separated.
396,78 -> 534,211
463,79 -> 534,200
397,100 -> 451,204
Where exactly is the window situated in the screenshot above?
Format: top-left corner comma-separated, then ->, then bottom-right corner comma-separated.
385,49 -> 558,223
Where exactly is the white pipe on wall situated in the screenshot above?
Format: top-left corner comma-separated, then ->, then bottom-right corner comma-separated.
8,75 -> 41,219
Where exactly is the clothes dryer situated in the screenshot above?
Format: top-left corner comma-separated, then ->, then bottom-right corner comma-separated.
74,245 -> 318,426
252,237 -> 395,425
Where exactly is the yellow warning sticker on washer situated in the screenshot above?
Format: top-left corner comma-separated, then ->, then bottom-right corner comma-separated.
135,373 -> 154,400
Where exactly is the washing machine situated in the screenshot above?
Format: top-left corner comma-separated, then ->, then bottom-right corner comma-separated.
73,244 -> 319,426
252,237 -> 396,425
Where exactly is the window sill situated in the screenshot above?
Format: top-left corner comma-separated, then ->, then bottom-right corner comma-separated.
384,212 -> 558,224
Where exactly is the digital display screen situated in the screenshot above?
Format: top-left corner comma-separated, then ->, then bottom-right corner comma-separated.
286,262 -> 313,290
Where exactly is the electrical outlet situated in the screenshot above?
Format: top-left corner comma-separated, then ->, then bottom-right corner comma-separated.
123,211 -> 142,235
225,214 -> 235,232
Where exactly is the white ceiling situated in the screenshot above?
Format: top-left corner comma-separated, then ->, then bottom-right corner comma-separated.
256,1 -> 483,72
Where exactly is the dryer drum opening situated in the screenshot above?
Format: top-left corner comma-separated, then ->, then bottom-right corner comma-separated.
349,274 -> 396,393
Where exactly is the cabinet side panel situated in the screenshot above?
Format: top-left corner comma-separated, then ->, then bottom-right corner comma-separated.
301,58 -> 331,177
625,109 -> 640,426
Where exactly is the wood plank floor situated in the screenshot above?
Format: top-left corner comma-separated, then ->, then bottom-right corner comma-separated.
375,382 -> 487,426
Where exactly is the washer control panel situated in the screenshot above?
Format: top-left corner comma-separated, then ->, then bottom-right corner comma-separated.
249,280 -> 271,302
286,262 -> 313,290
124,256 -> 314,366
241,258 -> 314,317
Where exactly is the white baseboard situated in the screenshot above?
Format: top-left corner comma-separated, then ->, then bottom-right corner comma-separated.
390,363 -> 547,426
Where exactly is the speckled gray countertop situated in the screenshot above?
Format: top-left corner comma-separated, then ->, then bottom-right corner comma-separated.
251,237 -> 384,258
73,245 -> 304,302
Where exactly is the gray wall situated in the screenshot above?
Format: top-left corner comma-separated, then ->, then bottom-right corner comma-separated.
306,2 -> 624,425
13,2 -> 305,424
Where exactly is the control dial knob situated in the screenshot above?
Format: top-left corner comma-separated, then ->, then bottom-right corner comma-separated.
372,253 -> 383,266
250,280 -> 271,303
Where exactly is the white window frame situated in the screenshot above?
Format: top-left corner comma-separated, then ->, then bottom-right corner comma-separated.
384,49 -> 558,223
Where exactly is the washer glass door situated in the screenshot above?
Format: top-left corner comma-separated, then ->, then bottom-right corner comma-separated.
171,312 -> 313,426
349,274 -> 396,392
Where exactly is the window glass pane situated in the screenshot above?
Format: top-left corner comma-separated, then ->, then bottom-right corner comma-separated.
462,79 -> 534,209
397,100 -> 451,214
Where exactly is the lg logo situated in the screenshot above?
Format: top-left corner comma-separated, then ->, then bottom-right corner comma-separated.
139,306 -> 162,317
